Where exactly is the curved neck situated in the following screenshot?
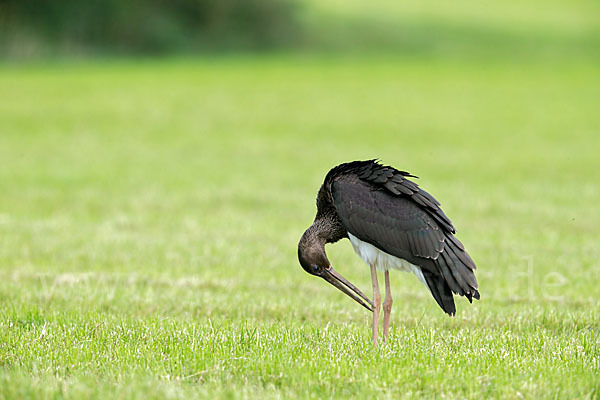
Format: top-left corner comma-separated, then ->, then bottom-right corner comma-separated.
300,222 -> 326,249
298,220 -> 331,272
306,215 -> 347,246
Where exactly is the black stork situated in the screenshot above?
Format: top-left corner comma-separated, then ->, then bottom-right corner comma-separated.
298,160 -> 479,345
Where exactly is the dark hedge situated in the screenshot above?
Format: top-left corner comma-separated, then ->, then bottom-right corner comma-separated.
0,0 -> 302,55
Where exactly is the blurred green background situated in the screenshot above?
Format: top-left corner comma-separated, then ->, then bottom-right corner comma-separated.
1,0 -> 599,58
1,1 -> 599,399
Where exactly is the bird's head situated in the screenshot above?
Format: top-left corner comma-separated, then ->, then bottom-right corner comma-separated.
298,225 -> 373,312
298,241 -> 329,277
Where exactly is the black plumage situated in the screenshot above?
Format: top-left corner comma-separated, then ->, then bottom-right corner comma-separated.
298,160 -> 479,325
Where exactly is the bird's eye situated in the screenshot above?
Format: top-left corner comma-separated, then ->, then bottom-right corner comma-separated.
311,264 -> 320,274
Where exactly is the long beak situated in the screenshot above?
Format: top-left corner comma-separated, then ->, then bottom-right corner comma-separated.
321,266 -> 373,312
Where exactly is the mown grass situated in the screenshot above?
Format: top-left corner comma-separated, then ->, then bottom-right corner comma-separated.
1,47 -> 599,400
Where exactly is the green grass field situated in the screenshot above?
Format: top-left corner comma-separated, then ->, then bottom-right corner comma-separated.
1,55 -> 598,399
1,0 -> 600,390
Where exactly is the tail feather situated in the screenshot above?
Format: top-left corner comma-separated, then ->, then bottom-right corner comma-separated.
436,234 -> 480,304
422,269 -> 456,316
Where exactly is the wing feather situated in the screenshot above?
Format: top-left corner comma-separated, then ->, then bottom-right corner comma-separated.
326,161 -> 480,311
436,248 -> 462,294
444,243 -> 478,289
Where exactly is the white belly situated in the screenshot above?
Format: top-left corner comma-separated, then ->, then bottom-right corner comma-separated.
347,232 -> 427,287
